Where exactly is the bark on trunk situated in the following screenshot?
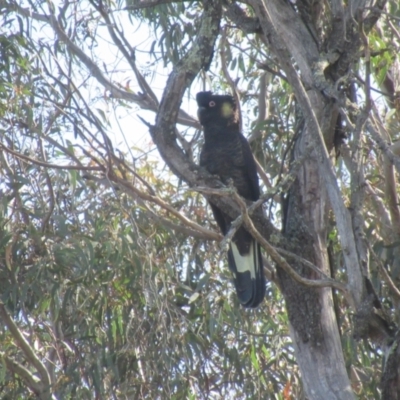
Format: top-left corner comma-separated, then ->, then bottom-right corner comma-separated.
279,100 -> 353,399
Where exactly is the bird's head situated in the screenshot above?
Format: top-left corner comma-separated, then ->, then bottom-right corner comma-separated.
196,91 -> 240,129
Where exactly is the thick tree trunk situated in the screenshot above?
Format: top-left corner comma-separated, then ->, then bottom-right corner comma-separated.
279,100 -> 354,399
248,0 -> 356,397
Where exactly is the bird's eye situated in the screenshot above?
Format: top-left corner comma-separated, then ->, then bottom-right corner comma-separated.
209,101 -> 216,107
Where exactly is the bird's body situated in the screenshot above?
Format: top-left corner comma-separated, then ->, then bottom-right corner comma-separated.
196,91 -> 265,308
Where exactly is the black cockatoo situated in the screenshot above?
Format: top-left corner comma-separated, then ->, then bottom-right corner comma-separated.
196,91 -> 265,308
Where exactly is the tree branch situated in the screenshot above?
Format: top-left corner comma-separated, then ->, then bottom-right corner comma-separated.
231,189 -> 352,299
149,0 -> 221,179
0,143 -> 104,171
223,2 -> 261,34
368,243 -> 400,301
1,353 -> 44,397
94,0 -> 159,107
113,173 -> 222,241
367,118 -> 400,174
194,184 -> 351,300
124,0 -> 185,10
249,0 -> 319,86
0,303 -> 52,395
8,1 -> 198,128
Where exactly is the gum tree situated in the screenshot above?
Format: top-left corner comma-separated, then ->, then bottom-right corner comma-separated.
0,0 -> 399,398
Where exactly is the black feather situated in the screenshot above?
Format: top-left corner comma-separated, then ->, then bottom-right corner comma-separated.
196,91 -> 265,308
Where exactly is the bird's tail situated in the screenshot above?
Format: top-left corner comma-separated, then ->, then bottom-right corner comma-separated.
228,239 -> 265,308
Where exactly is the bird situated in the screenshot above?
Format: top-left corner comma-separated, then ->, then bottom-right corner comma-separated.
196,91 -> 265,308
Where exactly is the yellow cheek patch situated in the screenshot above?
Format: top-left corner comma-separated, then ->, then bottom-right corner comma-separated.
221,102 -> 234,118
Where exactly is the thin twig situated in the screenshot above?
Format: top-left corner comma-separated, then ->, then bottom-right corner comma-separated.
275,247 -> 333,280
368,243 -> 400,301
38,136 -> 55,233
367,117 -> 400,173
231,189 -> 353,302
94,0 -> 159,106
196,183 -> 352,300
0,144 -> 104,171
114,174 -> 221,241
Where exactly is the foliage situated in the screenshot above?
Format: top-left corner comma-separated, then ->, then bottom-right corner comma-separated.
0,0 -> 399,399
